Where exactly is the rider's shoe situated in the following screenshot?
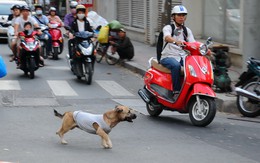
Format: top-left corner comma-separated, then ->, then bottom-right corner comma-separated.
9,56 -> 16,62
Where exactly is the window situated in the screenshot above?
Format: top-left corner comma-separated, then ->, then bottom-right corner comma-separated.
117,0 -> 145,29
203,0 -> 240,45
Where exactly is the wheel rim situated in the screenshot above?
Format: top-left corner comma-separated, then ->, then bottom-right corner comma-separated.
238,81 -> 259,113
148,103 -> 155,111
192,99 -> 210,121
106,51 -> 120,65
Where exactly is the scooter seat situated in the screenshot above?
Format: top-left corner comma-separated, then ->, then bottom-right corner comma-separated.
151,58 -> 184,75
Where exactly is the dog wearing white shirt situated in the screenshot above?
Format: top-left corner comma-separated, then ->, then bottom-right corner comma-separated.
54,105 -> 137,149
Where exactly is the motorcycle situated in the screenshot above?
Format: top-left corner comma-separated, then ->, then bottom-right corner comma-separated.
48,21 -> 64,60
64,26 -> 95,85
138,37 -> 216,127
18,29 -> 41,79
38,24 -> 49,59
6,21 -> 15,49
234,57 -> 260,117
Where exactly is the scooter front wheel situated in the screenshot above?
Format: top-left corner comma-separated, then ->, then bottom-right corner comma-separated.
188,96 -> 216,127
146,103 -> 163,117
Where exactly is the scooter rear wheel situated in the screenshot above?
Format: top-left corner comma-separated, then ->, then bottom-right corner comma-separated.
53,47 -> 59,60
188,96 -> 216,127
29,58 -> 35,79
146,103 -> 163,117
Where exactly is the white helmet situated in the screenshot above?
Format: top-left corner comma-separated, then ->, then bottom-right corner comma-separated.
70,1 -> 78,8
171,5 -> 188,15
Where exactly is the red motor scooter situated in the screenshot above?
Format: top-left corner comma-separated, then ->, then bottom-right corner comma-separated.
138,37 -> 216,127
18,30 -> 41,79
49,21 -> 64,60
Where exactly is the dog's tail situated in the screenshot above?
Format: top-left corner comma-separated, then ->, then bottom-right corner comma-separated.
54,109 -> 64,119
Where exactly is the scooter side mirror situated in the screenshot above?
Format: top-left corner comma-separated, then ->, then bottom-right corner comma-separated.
206,37 -> 213,46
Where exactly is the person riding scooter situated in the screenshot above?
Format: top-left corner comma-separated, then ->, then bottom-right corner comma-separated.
13,5 -> 42,68
9,4 -> 21,62
47,7 -> 64,26
160,5 -> 195,100
67,5 -> 94,64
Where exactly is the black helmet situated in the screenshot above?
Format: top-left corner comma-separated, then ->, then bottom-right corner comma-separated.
21,5 -> 30,11
11,4 -> 21,10
34,4 -> 43,10
24,21 -> 32,28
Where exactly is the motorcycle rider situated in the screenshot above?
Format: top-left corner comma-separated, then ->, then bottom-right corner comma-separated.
9,4 -> 21,62
47,7 -> 64,26
13,5 -> 42,67
68,5 -> 94,66
160,5 -> 195,99
33,4 -> 52,56
64,1 -> 78,27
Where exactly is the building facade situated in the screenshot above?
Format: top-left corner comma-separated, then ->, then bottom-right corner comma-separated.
95,0 -> 260,68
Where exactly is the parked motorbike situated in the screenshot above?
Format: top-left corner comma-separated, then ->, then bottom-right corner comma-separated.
48,21 -> 63,60
64,26 -> 95,85
138,37 -> 216,127
18,29 -> 41,79
235,57 -> 260,117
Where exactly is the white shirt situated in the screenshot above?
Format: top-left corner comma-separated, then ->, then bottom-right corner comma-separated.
14,16 -> 38,32
77,20 -> 85,32
73,111 -> 111,134
161,23 -> 195,62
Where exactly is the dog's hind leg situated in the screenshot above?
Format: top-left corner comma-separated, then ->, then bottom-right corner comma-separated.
56,112 -> 77,145
93,123 -> 112,149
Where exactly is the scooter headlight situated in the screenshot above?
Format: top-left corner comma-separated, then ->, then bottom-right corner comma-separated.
25,42 -> 37,51
199,44 -> 208,56
79,43 -> 93,56
188,65 -> 197,77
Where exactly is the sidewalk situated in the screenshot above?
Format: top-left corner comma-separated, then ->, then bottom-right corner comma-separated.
120,41 -> 241,115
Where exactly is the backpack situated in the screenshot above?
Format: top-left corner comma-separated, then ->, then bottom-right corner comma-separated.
156,24 -> 188,62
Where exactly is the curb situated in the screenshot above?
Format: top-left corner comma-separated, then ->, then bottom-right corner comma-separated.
120,61 -> 240,115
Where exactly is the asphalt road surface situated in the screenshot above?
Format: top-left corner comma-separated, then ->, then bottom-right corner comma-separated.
0,40 -> 259,163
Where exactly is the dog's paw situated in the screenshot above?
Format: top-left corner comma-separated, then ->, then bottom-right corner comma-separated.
61,140 -> 68,145
107,139 -> 113,149
102,141 -> 112,149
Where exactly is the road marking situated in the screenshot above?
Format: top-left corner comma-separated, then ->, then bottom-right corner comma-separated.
96,80 -> 134,96
14,98 -> 59,106
47,80 -> 78,96
44,66 -> 69,70
0,80 -> 21,90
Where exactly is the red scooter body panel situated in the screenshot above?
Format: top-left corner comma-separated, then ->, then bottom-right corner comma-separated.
49,22 -> 63,48
184,55 -> 214,85
145,68 -> 172,91
19,31 -> 40,51
49,28 -> 61,41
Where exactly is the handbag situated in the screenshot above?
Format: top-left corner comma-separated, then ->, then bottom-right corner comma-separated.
97,25 -> 109,43
0,56 -> 7,78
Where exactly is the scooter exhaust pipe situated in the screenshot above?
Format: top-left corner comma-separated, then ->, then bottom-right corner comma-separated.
138,88 -> 152,103
235,87 -> 260,101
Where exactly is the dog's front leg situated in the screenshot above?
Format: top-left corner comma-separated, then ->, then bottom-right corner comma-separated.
93,123 -> 112,149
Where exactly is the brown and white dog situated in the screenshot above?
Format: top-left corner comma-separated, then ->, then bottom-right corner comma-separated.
54,105 -> 137,149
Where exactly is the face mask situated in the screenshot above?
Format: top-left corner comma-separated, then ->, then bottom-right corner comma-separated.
71,9 -> 76,14
77,14 -> 85,20
36,10 -> 42,15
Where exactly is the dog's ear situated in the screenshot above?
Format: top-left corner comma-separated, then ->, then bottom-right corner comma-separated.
115,106 -> 123,113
